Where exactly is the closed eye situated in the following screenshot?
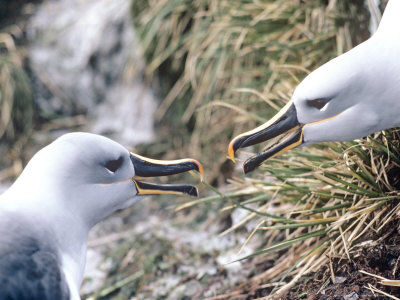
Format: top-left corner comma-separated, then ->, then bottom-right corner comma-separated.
105,157 -> 123,172
306,98 -> 331,110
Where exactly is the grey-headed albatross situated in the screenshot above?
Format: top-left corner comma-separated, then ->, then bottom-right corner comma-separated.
0,132 -> 203,300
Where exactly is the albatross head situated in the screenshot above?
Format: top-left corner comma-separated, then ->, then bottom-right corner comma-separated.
228,35 -> 400,173
3,132 -> 203,228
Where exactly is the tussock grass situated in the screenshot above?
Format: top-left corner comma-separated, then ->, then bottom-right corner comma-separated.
131,0 -> 400,297
131,0 -> 369,177
193,132 -> 400,297
0,32 -> 33,143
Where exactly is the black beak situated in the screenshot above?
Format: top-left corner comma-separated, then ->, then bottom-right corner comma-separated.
228,101 -> 303,173
242,129 -> 303,173
130,153 -> 204,197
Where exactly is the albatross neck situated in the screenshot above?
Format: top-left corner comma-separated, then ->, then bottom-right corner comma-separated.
376,0 -> 400,38
0,181 -> 90,295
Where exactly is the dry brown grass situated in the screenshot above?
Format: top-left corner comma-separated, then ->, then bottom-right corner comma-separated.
0,32 -> 33,144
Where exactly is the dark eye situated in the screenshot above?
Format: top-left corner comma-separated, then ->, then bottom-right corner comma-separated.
307,98 -> 331,110
105,157 -> 123,172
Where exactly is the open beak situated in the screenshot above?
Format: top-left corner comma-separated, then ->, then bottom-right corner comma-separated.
228,101 -> 304,174
130,153 -> 204,197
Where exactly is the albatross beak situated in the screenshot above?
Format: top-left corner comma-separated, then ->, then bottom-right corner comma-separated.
228,101 -> 303,174
130,153 -> 204,197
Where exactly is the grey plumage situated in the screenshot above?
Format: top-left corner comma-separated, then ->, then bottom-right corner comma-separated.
0,212 -> 70,300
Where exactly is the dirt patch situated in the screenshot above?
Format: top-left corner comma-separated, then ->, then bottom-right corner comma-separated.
283,219 -> 400,300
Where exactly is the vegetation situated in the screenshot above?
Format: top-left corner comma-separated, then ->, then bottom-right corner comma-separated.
0,32 -> 33,144
131,0 -> 400,298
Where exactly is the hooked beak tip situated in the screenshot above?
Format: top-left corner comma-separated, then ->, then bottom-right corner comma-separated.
226,101 -> 303,172
227,139 -> 238,163
194,159 -> 204,182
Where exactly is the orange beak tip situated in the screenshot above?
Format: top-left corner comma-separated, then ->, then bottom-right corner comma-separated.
195,161 -> 204,182
197,170 -> 204,182
227,143 -> 236,163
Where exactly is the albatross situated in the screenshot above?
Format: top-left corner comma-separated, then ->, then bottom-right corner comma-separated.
0,132 -> 203,300
228,0 -> 400,173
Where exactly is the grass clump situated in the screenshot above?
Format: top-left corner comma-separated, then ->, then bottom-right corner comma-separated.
193,132 -> 400,297
0,32 -> 33,144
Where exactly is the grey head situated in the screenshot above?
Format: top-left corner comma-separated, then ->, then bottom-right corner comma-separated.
2,132 -> 203,228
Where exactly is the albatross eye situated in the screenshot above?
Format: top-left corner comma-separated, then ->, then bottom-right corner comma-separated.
105,157 -> 123,172
306,98 -> 331,110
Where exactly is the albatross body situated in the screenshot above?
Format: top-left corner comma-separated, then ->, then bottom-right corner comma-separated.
229,0 -> 400,173
0,132 -> 203,300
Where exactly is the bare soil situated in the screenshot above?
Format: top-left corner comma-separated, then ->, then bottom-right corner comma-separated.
282,219 -> 400,300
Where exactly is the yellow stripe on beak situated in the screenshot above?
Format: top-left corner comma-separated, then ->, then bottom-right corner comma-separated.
228,99 -> 342,173
130,153 -> 203,197
133,180 -> 199,197
130,153 -> 204,181
243,128 -> 303,174
228,101 -> 294,162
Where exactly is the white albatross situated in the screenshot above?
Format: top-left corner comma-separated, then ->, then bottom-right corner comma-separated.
0,132 -> 203,300
228,0 -> 400,173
